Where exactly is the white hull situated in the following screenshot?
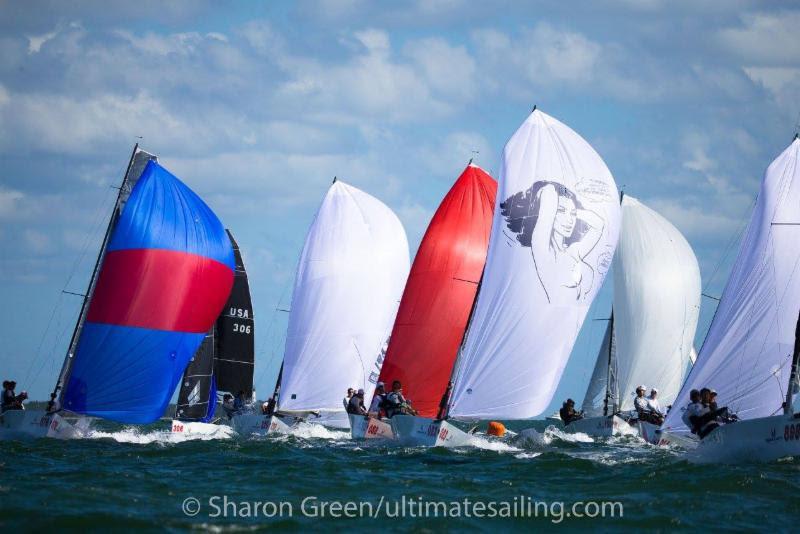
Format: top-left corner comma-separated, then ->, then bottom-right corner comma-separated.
170,420 -> 229,436
637,420 -> 661,444
688,414 -> 800,463
348,414 -> 394,439
390,415 -> 471,447
564,415 -> 637,437
0,410 -> 88,440
231,413 -> 294,437
653,427 -> 699,449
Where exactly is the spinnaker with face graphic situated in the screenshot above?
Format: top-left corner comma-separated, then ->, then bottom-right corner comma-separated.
569,195 -> 701,439
172,230 -> 256,436
659,136 -> 800,462
1,146 -> 235,439
273,179 -> 410,424
367,164 -> 496,443
446,109 -> 622,421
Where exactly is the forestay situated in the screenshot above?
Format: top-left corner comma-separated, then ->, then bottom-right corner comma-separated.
279,181 -> 409,412
613,196 -> 701,411
450,109 -> 621,419
664,138 -> 800,432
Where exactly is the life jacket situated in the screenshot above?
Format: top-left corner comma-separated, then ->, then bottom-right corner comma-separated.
383,392 -> 403,417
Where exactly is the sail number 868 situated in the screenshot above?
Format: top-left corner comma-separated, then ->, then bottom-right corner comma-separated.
233,323 -> 252,334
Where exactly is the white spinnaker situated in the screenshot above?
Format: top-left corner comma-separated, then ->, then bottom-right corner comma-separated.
450,109 -> 621,420
613,196 -> 701,411
279,181 -> 410,412
663,138 -> 800,433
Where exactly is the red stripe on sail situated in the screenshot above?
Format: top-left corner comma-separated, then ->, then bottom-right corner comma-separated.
87,248 -> 234,333
378,165 -> 497,417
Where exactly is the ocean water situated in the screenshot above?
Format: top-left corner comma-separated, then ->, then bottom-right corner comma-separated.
2,420 -> 799,531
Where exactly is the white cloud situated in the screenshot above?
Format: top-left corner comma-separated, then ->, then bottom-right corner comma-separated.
27,28 -> 59,53
716,11 -> 800,66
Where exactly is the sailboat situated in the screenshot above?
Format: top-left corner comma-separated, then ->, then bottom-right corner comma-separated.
0,146 -> 234,439
232,179 -> 410,437
568,195 -> 701,439
659,136 -> 800,462
351,163 -> 497,440
391,108 -> 621,446
171,230 -> 255,436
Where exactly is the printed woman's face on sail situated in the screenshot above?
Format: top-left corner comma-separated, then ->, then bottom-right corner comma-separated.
553,195 -> 577,240
499,180 -> 605,304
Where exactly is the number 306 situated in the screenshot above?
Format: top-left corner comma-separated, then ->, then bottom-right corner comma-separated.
233,323 -> 252,334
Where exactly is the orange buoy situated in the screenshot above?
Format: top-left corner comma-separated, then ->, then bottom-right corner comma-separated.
487,421 -> 506,437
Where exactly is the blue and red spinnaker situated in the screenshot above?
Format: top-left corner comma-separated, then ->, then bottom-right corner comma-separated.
63,161 -> 234,423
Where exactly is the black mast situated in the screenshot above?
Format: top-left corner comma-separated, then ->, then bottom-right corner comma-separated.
50,144 -> 140,408
602,312 -> 616,416
784,308 -> 800,415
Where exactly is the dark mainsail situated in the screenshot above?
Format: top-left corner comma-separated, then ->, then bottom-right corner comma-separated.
174,230 -> 254,421
175,330 -> 217,421
213,230 -> 255,398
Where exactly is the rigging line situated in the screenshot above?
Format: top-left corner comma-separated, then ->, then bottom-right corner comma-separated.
22,179 -> 119,387
702,196 -> 757,294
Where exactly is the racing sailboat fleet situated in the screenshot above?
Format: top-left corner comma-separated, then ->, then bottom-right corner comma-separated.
5,111 -> 800,464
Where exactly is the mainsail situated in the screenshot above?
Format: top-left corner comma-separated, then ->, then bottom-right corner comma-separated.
213,230 -> 255,397
59,158 -> 235,423
664,137 -> 800,432
581,319 -> 617,417
449,109 -> 621,420
613,196 -> 701,411
174,230 -> 255,422
175,330 -> 217,422
376,164 -> 496,418
278,180 -> 410,412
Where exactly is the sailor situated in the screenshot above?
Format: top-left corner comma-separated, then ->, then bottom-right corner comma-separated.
1,381 -> 23,413
384,380 -> 417,418
1,381 -> 13,413
343,388 -> 354,411
681,389 -> 701,429
347,389 -> 367,415
233,390 -> 248,415
559,398 -> 583,424
222,393 -> 236,419
633,385 -> 649,414
647,388 -> 664,415
46,391 -> 60,413
368,382 -> 386,417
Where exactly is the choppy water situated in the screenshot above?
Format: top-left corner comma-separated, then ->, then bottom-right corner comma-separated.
2,420 -> 799,531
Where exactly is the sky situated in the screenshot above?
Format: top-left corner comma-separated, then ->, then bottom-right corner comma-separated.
1,1 -> 798,417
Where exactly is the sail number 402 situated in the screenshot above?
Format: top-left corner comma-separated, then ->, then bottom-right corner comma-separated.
233,323 -> 251,334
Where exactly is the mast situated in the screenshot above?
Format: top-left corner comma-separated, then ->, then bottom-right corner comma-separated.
50,144 -> 140,407
441,267 -> 485,420
602,312 -> 615,416
602,189 -> 624,417
784,308 -> 800,415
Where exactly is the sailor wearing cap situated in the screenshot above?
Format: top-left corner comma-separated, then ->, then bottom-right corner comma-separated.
647,388 -> 664,416
633,385 -> 650,414
368,382 -> 386,417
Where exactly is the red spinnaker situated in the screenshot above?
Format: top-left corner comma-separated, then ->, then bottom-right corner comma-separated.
377,164 -> 496,417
